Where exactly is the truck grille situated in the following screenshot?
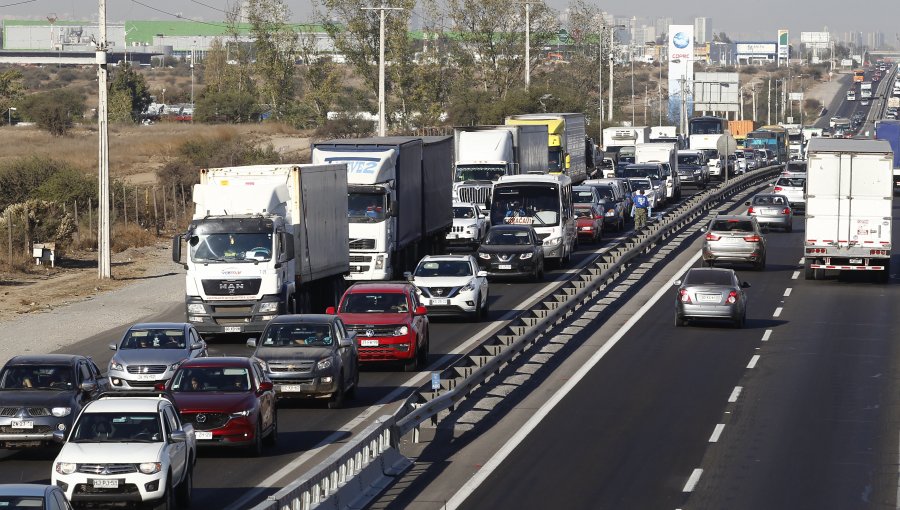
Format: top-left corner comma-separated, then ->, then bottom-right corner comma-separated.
457,186 -> 491,205
77,464 -> 137,475
268,360 -> 315,373
0,425 -> 53,434
180,412 -> 230,431
349,255 -> 372,263
349,238 -> 376,250
0,407 -> 47,417
73,483 -> 140,496
201,278 -> 262,296
126,365 -> 167,375
211,304 -> 253,314
0,408 -> 17,417
345,324 -> 404,337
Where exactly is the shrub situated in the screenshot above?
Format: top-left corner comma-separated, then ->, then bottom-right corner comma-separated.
19,88 -> 85,136
110,223 -> 157,253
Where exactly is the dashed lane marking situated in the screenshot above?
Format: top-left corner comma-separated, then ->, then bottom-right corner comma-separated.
728,386 -> 743,402
762,329 -> 772,342
747,355 -> 760,369
709,424 -> 725,443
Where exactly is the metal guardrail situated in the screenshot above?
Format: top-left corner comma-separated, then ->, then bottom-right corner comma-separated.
248,165 -> 784,510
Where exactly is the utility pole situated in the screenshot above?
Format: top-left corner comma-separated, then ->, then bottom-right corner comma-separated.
97,0 -> 110,278
521,1 -> 541,89
607,24 -> 625,121
362,3 -> 403,136
767,78 -> 771,125
658,50 -> 663,126
630,46 -> 635,125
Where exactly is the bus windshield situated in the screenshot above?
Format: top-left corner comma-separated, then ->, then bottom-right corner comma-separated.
689,118 -> 726,135
490,184 -> 561,227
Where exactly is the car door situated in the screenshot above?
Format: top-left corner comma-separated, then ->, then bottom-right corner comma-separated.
331,321 -> 353,386
408,291 -> 426,346
188,328 -> 206,359
251,363 -> 274,432
163,406 -> 186,484
470,257 -> 487,304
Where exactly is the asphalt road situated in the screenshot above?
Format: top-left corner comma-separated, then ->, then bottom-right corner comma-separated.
453,200 -> 900,509
0,193 -> 697,508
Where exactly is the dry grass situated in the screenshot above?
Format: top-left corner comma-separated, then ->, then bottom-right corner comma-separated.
70,222 -> 158,254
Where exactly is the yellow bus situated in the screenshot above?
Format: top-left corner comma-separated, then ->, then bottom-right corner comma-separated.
854,69 -> 866,83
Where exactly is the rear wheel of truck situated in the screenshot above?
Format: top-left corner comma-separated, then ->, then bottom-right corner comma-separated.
327,375 -> 346,409
878,259 -> 891,283
804,260 -> 815,280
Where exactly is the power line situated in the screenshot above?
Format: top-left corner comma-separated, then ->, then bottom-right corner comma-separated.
190,0 -> 231,16
0,0 -> 38,8
130,0 -> 232,28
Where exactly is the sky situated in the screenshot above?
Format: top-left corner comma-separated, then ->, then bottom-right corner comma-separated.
1,0 -> 897,42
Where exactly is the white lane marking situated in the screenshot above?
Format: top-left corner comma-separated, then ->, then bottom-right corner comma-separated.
728,386 -> 743,403
792,271 -> 800,280
783,288 -> 792,297
747,355 -> 760,369
445,250 -> 704,509
223,253 -> 603,510
773,307 -> 783,317
709,424 -> 725,443
896,430 -> 900,509
762,329 -> 772,342
798,257 -> 804,264
683,468 -> 704,492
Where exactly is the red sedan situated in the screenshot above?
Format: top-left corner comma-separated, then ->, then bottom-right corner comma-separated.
162,357 -> 277,456
575,204 -> 604,244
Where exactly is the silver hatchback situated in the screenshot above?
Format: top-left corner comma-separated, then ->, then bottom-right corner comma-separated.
744,193 -> 793,232
675,267 -> 751,328
702,215 -> 767,270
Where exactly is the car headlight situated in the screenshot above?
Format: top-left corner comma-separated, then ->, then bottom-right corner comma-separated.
519,252 -> 533,260
316,358 -> 333,371
543,237 -> 561,246
187,303 -> 206,314
110,361 -> 124,372
255,359 -> 268,372
605,209 -> 616,217
55,462 -> 77,475
394,325 -> 409,336
51,407 -> 71,417
230,409 -> 252,418
138,462 -> 162,475
169,362 -> 181,371
460,280 -> 476,292
477,252 -> 490,260
258,302 -> 279,313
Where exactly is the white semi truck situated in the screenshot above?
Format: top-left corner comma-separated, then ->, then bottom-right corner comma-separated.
601,126 -> 651,177
804,138 -> 893,282
452,125 -> 548,207
173,164 -> 350,335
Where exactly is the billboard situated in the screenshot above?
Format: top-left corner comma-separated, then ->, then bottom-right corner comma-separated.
736,43 -> 777,54
694,72 -> 739,113
801,31 -> 830,50
778,30 -> 789,61
668,24 -> 694,126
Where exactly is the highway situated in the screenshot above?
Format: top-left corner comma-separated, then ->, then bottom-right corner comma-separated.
0,203 -> 666,508
441,200 -> 900,509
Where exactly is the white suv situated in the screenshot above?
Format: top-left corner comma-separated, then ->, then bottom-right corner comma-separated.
52,395 -> 196,508
446,202 -> 489,249
408,254 -> 489,320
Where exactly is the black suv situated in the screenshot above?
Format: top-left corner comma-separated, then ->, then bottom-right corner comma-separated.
0,354 -> 109,448
476,225 -> 545,281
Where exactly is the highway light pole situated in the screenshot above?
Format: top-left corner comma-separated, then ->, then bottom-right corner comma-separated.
607,24 -> 626,121
5,107 -> 15,125
97,0 -> 110,278
362,3 -> 403,136
630,46 -> 635,125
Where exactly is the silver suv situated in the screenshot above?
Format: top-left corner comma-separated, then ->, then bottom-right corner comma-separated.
702,215 -> 767,270
771,175 -> 806,211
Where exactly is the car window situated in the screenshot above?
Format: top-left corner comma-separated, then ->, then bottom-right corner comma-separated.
0,495 -> 45,508
55,489 -> 73,510
776,177 -> 805,187
752,196 -> 786,205
333,321 -> 344,342
685,270 -> 734,286
88,360 -> 103,380
340,293 -> 409,313
0,365 -> 74,390
121,329 -> 187,350
575,208 -> 594,218
486,230 -> 532,245
415,260 -> 473,277
710,219 -> 754,232
573,190 -> 595,203
261,324 -> 334,347
172,367 -> 252,392
71,412 -> 163,442
164,406 -> 180,433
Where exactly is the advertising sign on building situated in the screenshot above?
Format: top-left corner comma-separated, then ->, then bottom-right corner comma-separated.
668,24 -> 694,126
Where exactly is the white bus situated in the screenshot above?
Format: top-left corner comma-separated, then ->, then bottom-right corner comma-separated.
489,174 -> 576,265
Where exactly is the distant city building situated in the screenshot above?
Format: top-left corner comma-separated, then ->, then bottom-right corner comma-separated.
867,31 -> 884,50
694,17 -> 712,45
654,17 -> 672,40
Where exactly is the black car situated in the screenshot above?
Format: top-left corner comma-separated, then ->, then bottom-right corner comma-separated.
0,355 -> 109,448
476,225 -> 545,281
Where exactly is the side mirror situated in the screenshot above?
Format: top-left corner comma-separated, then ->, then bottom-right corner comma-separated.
258,381 -> 274,392
741,281 -> 752,288
190,342 -> 203,350
414,306 -> 428,316
339,336 -> 354,347
477,270 -> 488,277
169,430 -> 187,443
389,201 -> 399,216
108,343 -> 117,351
52,430 -> 66,443
325,306 -> 336,315
171,235 -> 182,263
80,381 -> 98,393
154,382 -> 167,391
535,239 -> 542,246
565,153 -> 572,169
403,271 -> 412,280
744,201 -> 751,206
246,338 -> 257,348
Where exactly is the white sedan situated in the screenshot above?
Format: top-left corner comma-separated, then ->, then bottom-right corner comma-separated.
408,254 -> 489,320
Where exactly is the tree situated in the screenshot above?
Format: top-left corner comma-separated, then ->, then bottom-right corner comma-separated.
108,89 -> 134,123
109,63 -> 151,121
195,88 -> 262,123
19,89 -> 84,136
246,0 -> 298,120
291,30 -> 342,128
0,70 -> 24,125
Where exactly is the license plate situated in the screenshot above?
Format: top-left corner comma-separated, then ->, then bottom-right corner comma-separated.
360,339 -> 379,347
698,294 -> 721,303
430,298 -> 449,305
10,420 -> 33,429
135,374 -> 158,381
498,264 -> 512,270
92,479 -> 118,489
446,234 -> 458,239
224,326 -> 242,333
850,258 -> 863,264
195,431 -> 213,440
280,385 -> 304,392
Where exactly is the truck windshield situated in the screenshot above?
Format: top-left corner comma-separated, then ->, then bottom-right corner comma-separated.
348,192 -> 387,223
490,184 -> 561,227
678,155 -> 701,165
70,413 -> 162,443
548,148 -> 563,172
456,166 -> 504,182
190,233 -> 273,263
259,324 -> 334,347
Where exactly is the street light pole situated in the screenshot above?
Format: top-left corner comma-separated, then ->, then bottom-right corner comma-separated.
362,3 -> 403,136
631,46 -> 635,125
607,24 -> 625,121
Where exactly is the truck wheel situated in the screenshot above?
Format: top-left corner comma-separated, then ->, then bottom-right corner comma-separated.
804,261 -> 815,280
327,375 -> 346,408
878,259 -> 891,283
176,464 -> 193,508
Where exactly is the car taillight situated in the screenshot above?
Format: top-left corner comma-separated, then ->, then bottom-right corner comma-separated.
594,213 -> 603,219
726,291 -> 738,304
782,207 -> 791,215
679,289 -> 691,303
773,186 -> 783,192
705,232 -> 721,241
743,235 -> 761,242
747,206 -> 755,214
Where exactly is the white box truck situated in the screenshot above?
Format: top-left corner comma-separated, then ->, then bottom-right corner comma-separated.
635,142 -> 681,201
452,125 -> 548,207
172,164 -> 350,334
602,126 -> 651,177
804,138 -> 894,282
